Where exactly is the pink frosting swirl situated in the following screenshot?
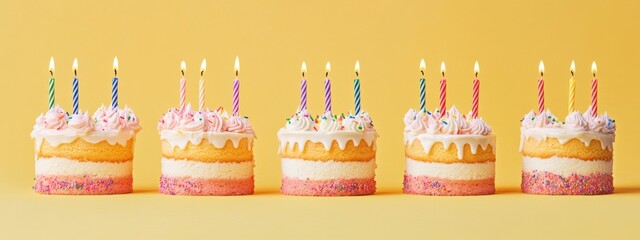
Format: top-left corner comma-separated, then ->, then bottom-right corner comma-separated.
226,115 -> 254,133
158,108 -> 182,131
177,107 -> 207,132
205,110 -> 227,132
68,111 -> 94,134
404,106 -> 492,135
564,111 -> 588,131
39,106 -> 68,130
521,107 -> 616,134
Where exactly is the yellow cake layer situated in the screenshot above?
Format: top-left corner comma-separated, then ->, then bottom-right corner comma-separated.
521,137 -> 612,160
405,140 -> 495,163
161,138 -> 253,163
37,138 -> 134,163
279,140 -> 375,162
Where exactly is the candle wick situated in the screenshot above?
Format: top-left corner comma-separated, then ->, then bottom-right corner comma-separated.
326,72 -> 329,78
302,72 -> 305,78
49,70 -> 54,77
571,71 -> 574,77
420,70 -> 424,76
114,69 -> 118,77
201,70 -> 204,77
355,72 -> 359,77
235,70 -> 238,77
181,69 -> 184,76
475,72 -> 478,78
74,69 -> 77,77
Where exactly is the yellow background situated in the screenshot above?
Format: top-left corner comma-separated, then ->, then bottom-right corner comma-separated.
1,0 -> 639,238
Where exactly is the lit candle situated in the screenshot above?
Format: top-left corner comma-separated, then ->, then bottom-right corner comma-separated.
199,59 -> 206,112
591,61 -> 598,117
538,61 -> 545,114
300,61 -> 308,110
179,61 -> 187,113
419,59 -> 426,112
112,57 -> 119,109
324,62 -> 332,113
354,61 -> 361,115
232,56 -> 240,116
72,58 -> 79,114
472,61 -> 480,118
48,57 -> 55,109
439,61 -> 447,116
568,61 -> 576,113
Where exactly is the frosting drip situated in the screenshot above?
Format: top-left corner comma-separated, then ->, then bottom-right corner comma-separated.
160,130 -> 254,150
404,133 -> 496,160
520,107 -> 616,151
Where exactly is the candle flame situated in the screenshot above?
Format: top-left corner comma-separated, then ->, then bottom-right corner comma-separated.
180,61 -> 186,75
354,61 -> 360,76
113,57 -> 119,75
419,59 -> 426,75
591,61 -> 597,76
325,62 -> 331,77
301,61 -> 307,77
474,61 -> 480,76
72,58 -> 78,76
234,56 -> 240,75
49,57 -> 55,74
570,61 -> 575,75
200,59 -> 206,76
539,60 -> 545,76
440,61 -> 446,76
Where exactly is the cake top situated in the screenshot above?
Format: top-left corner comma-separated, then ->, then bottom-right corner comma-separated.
282,109 -> 376,133
520,106 -> 615,134
157,104 -> 254,134
33,105 -> 142,135
404,106 -> 492,135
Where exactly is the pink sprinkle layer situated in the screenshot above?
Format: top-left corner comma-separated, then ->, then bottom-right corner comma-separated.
281,178 -> 376,196
522,171 -> 613,195
34,175 -> 133,195
403,175 -> 495,196
159,175 -> 254,196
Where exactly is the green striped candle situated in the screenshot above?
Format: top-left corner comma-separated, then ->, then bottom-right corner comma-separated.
48,57 -> 55,109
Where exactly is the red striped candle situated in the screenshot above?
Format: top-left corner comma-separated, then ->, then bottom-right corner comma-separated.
439,62 -> 447,116
472,61 -> 480,118
591,61 -> 598,117
537,61 -> 545,114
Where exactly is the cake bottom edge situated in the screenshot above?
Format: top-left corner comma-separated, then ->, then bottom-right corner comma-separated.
159,175 -> 254,196
281,177 -> 376,196
34,175 -> 133,195
521,171 -> 613,195
403,175 -> 495,196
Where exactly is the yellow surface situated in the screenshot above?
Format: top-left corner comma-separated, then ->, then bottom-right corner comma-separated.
1,0 -> 640,239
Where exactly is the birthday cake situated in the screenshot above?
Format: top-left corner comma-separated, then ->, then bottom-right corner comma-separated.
278,110 -> 378,196
520,107 -> 615,195
31,105 -> 142,194
403,106 -> 496,195
158,105 -> 256,195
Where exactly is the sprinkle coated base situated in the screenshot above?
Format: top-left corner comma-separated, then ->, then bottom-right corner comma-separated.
34,175 -> 133,195
521,171 -> 613,195
159,175 -> 254,196
403,175 -> 495,196
281,178 -> 376,196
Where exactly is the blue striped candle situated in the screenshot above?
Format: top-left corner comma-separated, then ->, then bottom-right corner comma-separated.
419,59 -> 426,112
72,58 -> 79,114
112,57 -> 119,109
354,61 -> 361,115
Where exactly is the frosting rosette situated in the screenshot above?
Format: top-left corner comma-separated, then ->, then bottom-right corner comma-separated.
403,106 -> 492,135
281,109 -> 377,133
157,106 -> 254,135
520,107 -> 616,134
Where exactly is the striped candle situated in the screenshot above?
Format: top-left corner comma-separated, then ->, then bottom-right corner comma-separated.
591,61 -> 598,117
112,57 -> 119,109
439,62 -> 447,116
419,59 -> 426,112
324,62 -> 332,113
568,61 -> 576,113
471,61 -> 480,118
354,61 -> 361,115
179,61 -> 187,113
199,59 -> 206,112
300,62 -> 307,110
538,61 -> 545,114
48,57 -> 55,109
72,58 -> 79,114
232,57 -> 240,116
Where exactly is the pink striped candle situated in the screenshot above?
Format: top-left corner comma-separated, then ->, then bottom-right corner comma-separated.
538,61 -> 545,114
439,62 -> 447,116
233,57 -> 240,116
324,62 -> 332,113
591,61 -> 598,117
180,61 -> 187,113
472,61 -> 480,118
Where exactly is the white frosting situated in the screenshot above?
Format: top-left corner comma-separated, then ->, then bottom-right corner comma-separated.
520,128 -> 614,152
35,157 -> 132,178
404,133 -> 496,160
278,130 -> 377,151
160,130 -> 255,150
405,157 -> 495,180
161,158 -> 254,179
522,156 -> 612,177
281,158 -> 376,180
31,129 -> 137,153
